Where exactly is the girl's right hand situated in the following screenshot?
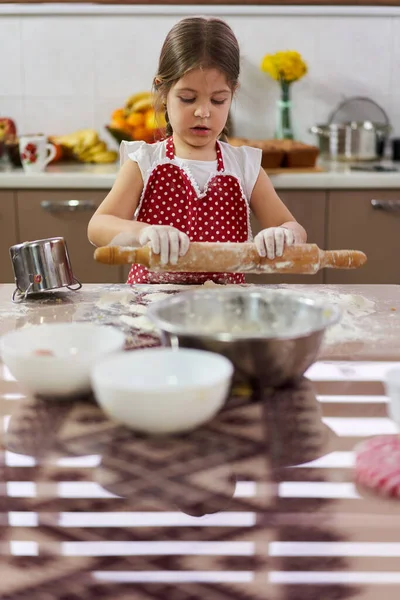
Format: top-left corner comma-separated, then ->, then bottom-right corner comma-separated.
139,225 -> 190,265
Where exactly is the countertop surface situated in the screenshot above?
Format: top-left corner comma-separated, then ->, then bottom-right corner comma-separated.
1,160 -> 400,190
1,282 -> 399,361
2,282 -> 400,599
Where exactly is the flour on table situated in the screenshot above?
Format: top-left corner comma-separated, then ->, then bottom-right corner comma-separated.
332,293 -> 375,318
325,310 -> 374,346
119,314 -> 157,332
0,304 -> 29,320
311,291 -> 376,346
127,304 -> 148,315
142,292 -> 170,303
96,291 -> 133,307
278,287 -> 377,346
96,284 -> 380,346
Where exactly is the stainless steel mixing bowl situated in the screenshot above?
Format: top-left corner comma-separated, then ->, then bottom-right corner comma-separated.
147,288 -> 340,388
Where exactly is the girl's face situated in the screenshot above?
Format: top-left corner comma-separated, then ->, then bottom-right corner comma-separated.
166,68 -> 233,151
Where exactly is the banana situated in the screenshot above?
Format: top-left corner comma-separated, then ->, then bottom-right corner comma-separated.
54,129 -> 99,150
125,91 -> 152,113
131,97 -> 154,113
77,129 -> 99,151
53,132 -> 82,149
78,154 -> 96,163
54,128 -> 117,163
77,141 -> 107,161
91,150 -> 118,163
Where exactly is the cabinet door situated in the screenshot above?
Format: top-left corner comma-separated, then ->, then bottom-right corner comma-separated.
247,190 -> 327,284
327,190 -> 400,284
0,191 -> 18,283
17,190 -> 122,284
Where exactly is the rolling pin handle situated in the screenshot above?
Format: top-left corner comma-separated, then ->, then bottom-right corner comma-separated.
319,249 -> 367,269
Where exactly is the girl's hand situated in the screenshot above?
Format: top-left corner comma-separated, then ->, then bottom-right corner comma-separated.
254,227 -> 295,260
139,225 -> 190,265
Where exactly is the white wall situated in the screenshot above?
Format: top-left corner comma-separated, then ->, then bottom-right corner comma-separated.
1,4 -> 399,151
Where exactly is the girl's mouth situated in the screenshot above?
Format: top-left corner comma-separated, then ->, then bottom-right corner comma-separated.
190,126 -> 210,136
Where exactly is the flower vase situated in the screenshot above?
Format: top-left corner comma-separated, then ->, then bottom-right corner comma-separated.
275,81 -> 294,140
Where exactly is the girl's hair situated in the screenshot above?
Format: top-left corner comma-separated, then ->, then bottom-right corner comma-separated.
153,16 -> 239,140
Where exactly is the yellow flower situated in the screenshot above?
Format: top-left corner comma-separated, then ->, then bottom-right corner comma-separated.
261,50 -> 307,83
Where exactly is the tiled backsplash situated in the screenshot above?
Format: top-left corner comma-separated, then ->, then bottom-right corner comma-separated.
1,7 -> 399,151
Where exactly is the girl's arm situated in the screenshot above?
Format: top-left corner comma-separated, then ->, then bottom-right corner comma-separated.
87,159 -> 190,265
249,168 -> 307,258
87,160 -> 148,247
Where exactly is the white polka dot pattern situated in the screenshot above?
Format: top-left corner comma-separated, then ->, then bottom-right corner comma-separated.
126,137 -> 249,285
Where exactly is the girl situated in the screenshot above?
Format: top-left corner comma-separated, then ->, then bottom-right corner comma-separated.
88,16 -> 307,285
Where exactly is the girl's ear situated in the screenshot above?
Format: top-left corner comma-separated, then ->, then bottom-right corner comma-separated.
154,77 -> 167,105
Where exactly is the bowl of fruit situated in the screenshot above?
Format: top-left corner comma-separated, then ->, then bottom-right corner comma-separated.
106,91 -> 166,144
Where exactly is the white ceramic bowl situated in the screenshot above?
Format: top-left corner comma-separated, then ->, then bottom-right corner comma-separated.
0,322 -> 126,397
384,366 -> 400,428
91,347 -> 233,435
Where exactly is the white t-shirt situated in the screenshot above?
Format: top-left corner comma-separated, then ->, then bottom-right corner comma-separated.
120,139 -> 262,203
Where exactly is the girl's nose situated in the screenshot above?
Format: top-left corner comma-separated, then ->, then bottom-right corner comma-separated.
194,104 -> 210,118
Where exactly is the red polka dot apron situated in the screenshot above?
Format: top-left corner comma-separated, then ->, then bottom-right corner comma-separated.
127,136 -> 251,285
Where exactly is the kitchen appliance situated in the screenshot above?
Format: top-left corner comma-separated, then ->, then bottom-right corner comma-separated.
310,96 -> 391,161
10,237 -> 81,302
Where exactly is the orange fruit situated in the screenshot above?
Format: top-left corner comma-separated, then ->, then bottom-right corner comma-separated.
133,127 -> 155,143
126,112 -> 145,127
111,108 -> 125,120
110,117 -> 130,133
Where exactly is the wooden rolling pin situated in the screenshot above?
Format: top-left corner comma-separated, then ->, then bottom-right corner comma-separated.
94,242 -> 367,275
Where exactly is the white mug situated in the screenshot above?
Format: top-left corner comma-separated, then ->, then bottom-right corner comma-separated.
19,134 -> 57,173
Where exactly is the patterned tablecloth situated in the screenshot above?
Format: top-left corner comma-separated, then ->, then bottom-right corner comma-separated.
1,283 -> 400,599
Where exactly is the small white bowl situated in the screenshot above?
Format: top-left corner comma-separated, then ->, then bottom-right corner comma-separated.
91,347 -> 233,435
0,322 -> 125,397
384,366 -> 400,428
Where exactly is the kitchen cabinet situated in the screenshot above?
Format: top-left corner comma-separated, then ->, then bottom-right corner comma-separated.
8,185 -> 400,286
0,191 -> 18,283
326,189 -> 400,284
16,190 -> 122,284
247,190 -> 327,284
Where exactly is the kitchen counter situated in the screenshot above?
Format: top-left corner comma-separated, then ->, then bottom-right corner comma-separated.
2,282 -> 400,599
1,160 -> 400,190
0,283 -> 400,360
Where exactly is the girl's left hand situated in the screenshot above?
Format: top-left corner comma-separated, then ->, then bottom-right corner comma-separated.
254,227 -> 295,260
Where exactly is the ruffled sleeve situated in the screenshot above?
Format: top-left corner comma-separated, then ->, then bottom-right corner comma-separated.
119,140 -> 152,182
237,145 -> 262,200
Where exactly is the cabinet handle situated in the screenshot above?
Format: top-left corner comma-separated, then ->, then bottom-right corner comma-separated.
371,199 -> 400,213
40,200 -> 97,213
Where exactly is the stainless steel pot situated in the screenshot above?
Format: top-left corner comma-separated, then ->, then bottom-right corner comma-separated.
10,237 -> 81,302
310,97 -> 391,161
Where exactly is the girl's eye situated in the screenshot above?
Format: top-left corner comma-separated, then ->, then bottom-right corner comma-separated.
179,98 -> 195,104
211,99 -> 226,105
